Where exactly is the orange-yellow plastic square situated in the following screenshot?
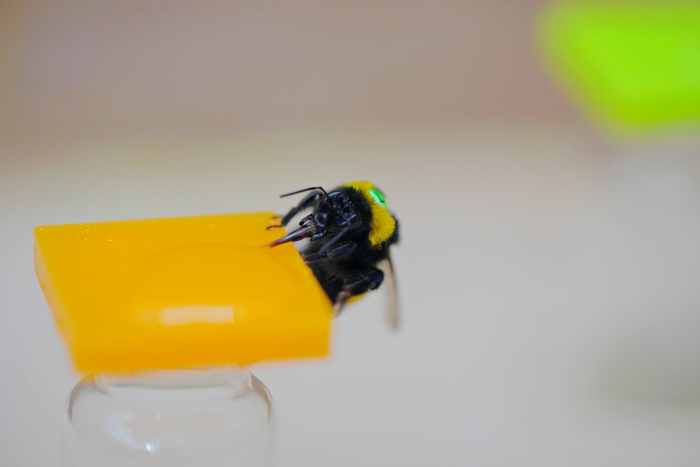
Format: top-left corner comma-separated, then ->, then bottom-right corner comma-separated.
34,212 -> 332,372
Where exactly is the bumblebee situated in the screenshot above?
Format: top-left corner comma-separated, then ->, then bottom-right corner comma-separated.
268,181 -> 400,327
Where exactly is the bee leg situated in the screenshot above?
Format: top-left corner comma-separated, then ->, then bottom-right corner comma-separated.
332,267 -> 384,315
267,190 -> 324,229
266,215 -> 283,229
303,242 -> 357,263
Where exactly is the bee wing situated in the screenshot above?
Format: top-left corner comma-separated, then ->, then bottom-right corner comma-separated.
378,252 -> 400,329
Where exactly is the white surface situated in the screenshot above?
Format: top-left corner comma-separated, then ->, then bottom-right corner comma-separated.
2,125 -> 700,466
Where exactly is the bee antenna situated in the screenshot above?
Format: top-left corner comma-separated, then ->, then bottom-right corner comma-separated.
279,186 -> 328,198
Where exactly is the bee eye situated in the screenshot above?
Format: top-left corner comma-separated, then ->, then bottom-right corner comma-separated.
315,212 -> 328,227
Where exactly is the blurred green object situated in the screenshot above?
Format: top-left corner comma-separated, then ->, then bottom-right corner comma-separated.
538,2 -> 700,135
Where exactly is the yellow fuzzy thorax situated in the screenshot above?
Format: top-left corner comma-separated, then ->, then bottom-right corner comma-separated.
344,181 -> 396,249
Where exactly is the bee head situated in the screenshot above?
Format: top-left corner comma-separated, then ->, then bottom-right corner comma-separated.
268,187 -> 363,251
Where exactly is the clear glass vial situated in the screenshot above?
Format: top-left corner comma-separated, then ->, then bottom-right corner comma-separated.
62,369 -> 278,466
